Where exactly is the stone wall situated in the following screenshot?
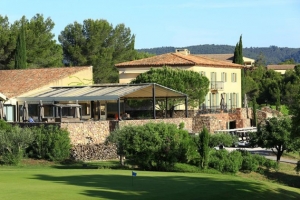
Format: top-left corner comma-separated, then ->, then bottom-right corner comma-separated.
61,121 -> 118,145
193,108 -> 252,134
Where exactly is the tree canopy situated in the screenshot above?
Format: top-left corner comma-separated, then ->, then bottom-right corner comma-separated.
0,14 -> 63,69
250,117 -> 294,161
59,19 -> 140,83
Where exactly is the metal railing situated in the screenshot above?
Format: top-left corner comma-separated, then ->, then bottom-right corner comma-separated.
198,104 -> 237,114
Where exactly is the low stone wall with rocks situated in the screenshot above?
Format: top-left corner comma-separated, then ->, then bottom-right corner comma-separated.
61,121 -> 118,145
70,143 -> 118,161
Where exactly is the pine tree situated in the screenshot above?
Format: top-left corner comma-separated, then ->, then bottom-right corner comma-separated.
14,24 -> 27,69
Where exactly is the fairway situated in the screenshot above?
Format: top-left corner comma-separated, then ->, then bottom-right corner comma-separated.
0,167 -> 300,200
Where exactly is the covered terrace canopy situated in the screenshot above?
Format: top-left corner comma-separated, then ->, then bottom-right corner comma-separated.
17,83 -> 189,119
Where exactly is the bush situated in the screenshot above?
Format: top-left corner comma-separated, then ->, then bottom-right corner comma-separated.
209,149 -> 242,173
108,122 -> 198,171
208,149 -> 228,172
27,125 -> 71,162
0,125 -> 34,165
264,159 -> 278,171
226,150 -> 243,173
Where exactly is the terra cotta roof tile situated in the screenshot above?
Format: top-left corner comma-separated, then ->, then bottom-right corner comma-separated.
0,66 -> 91,98
115,52 -> 243,68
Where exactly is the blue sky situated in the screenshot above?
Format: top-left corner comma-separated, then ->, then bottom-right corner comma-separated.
1,0 -> 299,49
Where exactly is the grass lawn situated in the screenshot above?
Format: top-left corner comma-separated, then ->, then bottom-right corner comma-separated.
0,162 -> 300,200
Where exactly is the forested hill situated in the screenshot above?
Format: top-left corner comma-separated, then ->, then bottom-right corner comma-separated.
138,45 -> 300,65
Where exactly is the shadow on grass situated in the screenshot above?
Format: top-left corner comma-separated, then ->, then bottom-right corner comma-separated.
30,171 -> 300,200
263,170 -> 300,188
55,160 -> 126,170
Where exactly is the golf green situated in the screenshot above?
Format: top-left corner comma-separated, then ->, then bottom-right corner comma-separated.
0,167 -> 299,200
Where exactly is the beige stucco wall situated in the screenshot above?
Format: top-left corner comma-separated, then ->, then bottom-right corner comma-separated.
118,65 -> 242,109
22,67 -> 93,98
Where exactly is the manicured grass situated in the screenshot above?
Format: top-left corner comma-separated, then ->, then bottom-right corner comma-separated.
1,164 -> 300,200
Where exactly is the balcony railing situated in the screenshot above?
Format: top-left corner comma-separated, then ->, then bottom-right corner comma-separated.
211,81 -> 224,90
198,104 -> 237,114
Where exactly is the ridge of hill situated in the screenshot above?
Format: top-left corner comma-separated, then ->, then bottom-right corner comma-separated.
138,45 -> 300,65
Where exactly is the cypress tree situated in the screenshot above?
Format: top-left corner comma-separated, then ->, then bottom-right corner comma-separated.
233,35 -> 245,106
14,24 -> 27,69
238,35 -> 244,65
199,127 -> 209,169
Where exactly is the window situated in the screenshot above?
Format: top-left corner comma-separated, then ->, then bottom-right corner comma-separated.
231,73 -> 237,82
211,72 -> 216,82
221,72 -> 227,82
200,71 -> 206,76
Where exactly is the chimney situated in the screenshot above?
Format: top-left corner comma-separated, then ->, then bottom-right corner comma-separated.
175,49 -> 190,55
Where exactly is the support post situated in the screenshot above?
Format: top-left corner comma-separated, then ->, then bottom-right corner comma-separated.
117,98 -> 121,120
152,84 -> 156,119
185,96 -> 188,118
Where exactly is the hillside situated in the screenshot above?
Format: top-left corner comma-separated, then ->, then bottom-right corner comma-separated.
138,45 -> 300,65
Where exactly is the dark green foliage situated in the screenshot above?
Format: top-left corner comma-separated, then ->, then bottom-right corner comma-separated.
208,133 -> 238,148
208,149 -> 243,173
0,14 -> 63,69
59,19 -> 140,83
14,24 -> 27,69
0,125 -> 34,165
250,117 -> 294,161
238,150 -> 278,172
107,122 -> 197,171
0,119 -> 12,131
28,125 -> 71,162
199,127 -> 209,169
239,150 -> 259,172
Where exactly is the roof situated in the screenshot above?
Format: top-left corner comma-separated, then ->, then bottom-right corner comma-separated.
197,54 -> 255,63
267,64 -> 295,70
115,53 -> 243,68
197,54 -> 234,62
16,83 -> 187,102
0,66 -> 92,99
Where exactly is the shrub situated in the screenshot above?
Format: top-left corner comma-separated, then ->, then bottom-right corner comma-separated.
225,150 -> 243,173
28,125 -> 71,162
0,125 -> 34,165
198,127 -> 209,169
208,149 -> 228,172
108,122 -> 198,171
209,149 -> 242,173
264,159 -> 278,171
